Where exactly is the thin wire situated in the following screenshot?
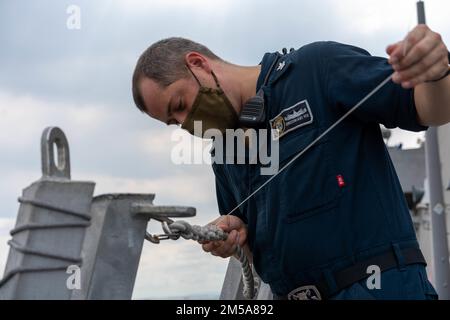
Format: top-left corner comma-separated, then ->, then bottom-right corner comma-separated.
227,73 -> 394,216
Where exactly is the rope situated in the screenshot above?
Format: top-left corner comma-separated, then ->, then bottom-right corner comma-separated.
163,221 -> 256,300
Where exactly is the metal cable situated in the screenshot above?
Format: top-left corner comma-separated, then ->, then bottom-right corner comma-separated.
226,73 -> 394,216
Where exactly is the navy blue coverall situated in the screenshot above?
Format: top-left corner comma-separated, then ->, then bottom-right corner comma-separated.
212,42 -> 438,300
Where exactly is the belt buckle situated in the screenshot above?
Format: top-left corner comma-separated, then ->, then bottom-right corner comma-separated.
287,285 -> 322,301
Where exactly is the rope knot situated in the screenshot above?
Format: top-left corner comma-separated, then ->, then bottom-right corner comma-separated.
160,220 -> 255,299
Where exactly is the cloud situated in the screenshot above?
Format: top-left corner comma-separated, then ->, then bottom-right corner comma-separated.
2,0 -> 449,107
133,241 -> 229,299
117,0 -> 236,14
78,172 -> 218,212
0,89 -> 216,180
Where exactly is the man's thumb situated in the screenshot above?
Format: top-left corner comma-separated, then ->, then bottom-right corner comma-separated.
216,216 -> 233,232
216,222 -> 231,233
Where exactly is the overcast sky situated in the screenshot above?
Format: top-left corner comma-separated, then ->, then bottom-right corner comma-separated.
0,0 -> 449,299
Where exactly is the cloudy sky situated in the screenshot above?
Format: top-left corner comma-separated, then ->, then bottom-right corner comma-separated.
0,0 -> 449,299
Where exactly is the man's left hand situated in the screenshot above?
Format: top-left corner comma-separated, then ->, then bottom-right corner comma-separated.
387,25 -> 449,89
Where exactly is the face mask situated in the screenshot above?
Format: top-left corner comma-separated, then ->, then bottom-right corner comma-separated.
181,67 -> 239,138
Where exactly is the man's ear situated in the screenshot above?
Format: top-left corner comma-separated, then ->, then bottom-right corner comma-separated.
185,52 -> 212,73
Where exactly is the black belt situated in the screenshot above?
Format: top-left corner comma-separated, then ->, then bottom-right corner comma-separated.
276,246 -> 426,300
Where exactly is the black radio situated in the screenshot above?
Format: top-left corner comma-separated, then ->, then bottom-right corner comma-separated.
239,48 -> 294,129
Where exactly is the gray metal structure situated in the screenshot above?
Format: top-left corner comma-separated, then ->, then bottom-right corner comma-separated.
418,0 -> 450,299
0,127 -> 198,300
0,127 -> 95,299
72,194 -> 195,300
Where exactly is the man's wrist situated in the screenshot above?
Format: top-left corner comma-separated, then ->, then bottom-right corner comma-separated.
428,67 -> 450,83
427,67 -> 450,83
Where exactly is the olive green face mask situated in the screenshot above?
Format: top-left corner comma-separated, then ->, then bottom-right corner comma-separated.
181,67 -> 239,138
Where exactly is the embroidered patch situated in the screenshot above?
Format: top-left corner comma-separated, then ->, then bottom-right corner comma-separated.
270,100 -> 314,140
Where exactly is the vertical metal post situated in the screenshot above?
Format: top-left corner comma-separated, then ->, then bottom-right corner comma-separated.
418,0 -> 450,299
417,1 -> 426,24
0,127 -> 95,299
220,258 -> 247,300
71,194 -> 155,300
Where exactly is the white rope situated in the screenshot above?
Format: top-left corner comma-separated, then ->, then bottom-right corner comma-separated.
166,221 -> 256,300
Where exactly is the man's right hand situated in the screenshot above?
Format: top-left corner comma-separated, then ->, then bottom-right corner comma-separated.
200,215 -> 248,259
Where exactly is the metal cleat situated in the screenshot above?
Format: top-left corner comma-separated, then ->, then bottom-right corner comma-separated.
131,203 -> 196,244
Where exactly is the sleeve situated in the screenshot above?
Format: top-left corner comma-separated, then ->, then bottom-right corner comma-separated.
322,41 -> 428,132
212,165 -> 248,224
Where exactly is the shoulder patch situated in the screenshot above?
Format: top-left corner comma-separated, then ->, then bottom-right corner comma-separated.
269,59 -> 292,85
270,100 -> 314,140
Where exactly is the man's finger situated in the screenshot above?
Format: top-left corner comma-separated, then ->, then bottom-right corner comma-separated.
394,32 -> 441,70
202,241 -> 221,253
213,231 -> 238,258
403,61 -> 450,88
390,26 -> 428,63
392,45 -> 445,83
221,243 -> 238,259
210,251 -> 220,257
386,41 -> 402,56
212,230 -> 238,257
237,229 -> 247,246
202,242 -> 214,253
216,216 -> 242,233
227,230 -> 239,247
214,215 -> 233,232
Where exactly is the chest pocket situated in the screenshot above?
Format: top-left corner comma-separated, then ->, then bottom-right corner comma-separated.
264,125 -> 342,224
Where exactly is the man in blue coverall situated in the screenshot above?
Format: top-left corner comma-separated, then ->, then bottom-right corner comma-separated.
131,24 -> 450,299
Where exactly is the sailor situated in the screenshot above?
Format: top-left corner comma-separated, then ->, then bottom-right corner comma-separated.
131,24 -> 450,299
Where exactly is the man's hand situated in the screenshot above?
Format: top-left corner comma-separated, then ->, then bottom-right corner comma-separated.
200,215 -> 248,259
387,24 -> 449,89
